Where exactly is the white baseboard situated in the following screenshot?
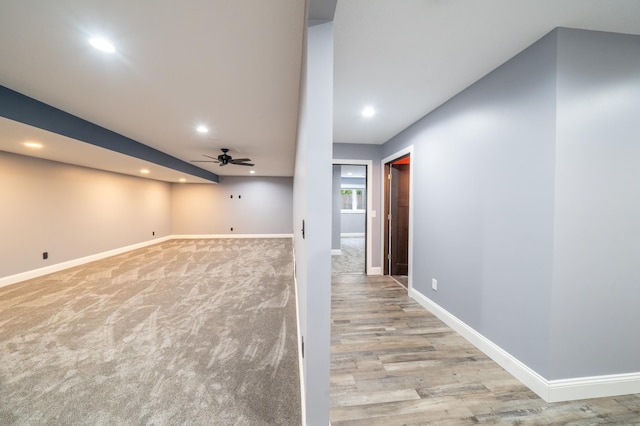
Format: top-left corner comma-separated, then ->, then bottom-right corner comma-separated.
368,267 -> 382,275
291,253 -> 307,426
409,287 -> 640,403
0,234 -> 294,289
340,233 -> 365,237
548,372 -> 640,402
171,233 -> 293,239
331,249 -> 342,256
0,236 -> 172,289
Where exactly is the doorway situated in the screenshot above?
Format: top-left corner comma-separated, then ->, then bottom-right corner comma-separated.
383,151 -> 411,289
331,160 -> 373,275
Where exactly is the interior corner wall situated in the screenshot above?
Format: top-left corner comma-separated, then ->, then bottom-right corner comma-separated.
170,176 -> 293,235
381,30 -> 559,377
549,28 -> 640,379
0,151 -> 171,278
293,21 -> 333,426
332,143 -> 383,269
331,165 -> 341,250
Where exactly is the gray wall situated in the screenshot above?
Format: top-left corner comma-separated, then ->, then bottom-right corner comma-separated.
0,153 -> 293,280
340,212 -> 365,234
381,27 -> 640,381
549,28 -> 640,379
0,152 -> 171,278
386,29 -> 558,377
333,143 -> 382,268
171,176 -> 293,235
292,22 -> 333,425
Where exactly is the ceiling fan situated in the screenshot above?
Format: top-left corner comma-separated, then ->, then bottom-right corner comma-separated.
191,148 -> 254,167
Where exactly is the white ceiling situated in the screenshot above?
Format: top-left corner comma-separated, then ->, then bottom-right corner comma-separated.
333,0 -> 640,144
2,1 -> 640,181
0,0 -> 305,179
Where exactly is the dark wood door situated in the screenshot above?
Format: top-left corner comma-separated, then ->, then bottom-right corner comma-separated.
390,163 -> 410,276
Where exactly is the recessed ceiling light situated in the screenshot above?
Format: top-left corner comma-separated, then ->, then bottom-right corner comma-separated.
179,178 -> 186,182
347,172 -> 353,176
140,169 -> 150,174
361,106 -> 376,118
89,37 -> 116,53
196,125 -> 209,134
249,170 -> 256,174
23,141 -> 43,149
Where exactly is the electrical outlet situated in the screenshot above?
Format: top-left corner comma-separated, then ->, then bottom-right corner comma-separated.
432,278 -> 437,291
43,252 -> 48,260
230,227 -> 234,231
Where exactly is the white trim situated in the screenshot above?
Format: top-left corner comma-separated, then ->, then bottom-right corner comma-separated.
291,251 -> 307,426
369,266 -> 382,275
340,232 -> 365,238
548,372 -> 640,402
0,236 -> 172,289
381,146 -> 414,291
409,287 -> 640,402
333,159 -> 374,275
331,249 -> 342,256
171,233 -> 293,239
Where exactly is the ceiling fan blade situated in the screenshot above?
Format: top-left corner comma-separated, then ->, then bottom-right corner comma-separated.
202,154 -> 219,160
232,162 -> 254,166
231,158 -> 251,162
191,160 -> 219,163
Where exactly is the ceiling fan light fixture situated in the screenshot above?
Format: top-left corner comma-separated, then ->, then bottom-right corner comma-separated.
190,148 -> 254,168
89,37 -> 116,53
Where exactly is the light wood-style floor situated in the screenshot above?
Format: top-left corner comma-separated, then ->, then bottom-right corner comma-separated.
330,274 -> 640,425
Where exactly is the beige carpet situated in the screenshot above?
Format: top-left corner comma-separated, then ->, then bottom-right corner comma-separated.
0,238 -> 301,425
332,237 -> 365,275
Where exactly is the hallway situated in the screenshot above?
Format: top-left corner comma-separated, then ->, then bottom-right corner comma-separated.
330,274 -> 640,425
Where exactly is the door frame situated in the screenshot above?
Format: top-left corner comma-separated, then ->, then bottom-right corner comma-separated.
381,146 -> 414,289
333,159 -> 374,275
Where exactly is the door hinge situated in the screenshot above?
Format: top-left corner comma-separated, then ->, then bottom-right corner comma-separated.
388,213 -> 392,220
388,173 -> 392,180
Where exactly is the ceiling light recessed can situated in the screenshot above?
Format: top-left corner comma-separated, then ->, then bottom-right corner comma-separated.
179,178 -> 186,182
140,169 -> 150,174
89,37 -> 116,53
361,106 -> 376,118
24,142 -> 43,149
249,170 -> 256,174
196,125 -> 209,134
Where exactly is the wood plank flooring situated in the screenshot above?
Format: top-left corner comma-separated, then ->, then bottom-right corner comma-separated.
330,274 -> 640,425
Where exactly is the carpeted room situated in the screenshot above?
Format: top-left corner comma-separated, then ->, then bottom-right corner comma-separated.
0,151 -> 301,424
0,238 -> 300,425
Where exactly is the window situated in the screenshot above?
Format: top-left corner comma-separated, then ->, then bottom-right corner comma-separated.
341,188 -> 366,212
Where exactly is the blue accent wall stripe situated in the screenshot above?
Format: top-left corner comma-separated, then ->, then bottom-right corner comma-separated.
0,85 -> 219,183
